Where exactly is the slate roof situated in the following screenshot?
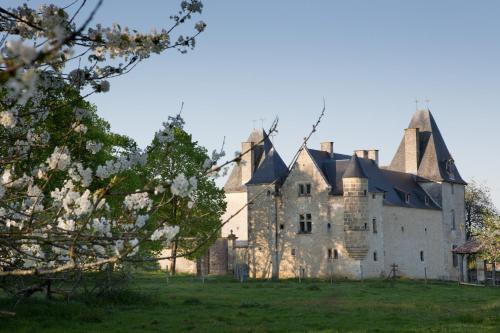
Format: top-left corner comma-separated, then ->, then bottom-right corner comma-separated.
246,147 -> 289,185
307,149 -> 440,209
343,154 -> 368,179
224,129 -> 288,192
389,109 -> 466,184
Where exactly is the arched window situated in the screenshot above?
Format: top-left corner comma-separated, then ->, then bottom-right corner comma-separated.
420,250 -> 424,262
373,251 -> 378,262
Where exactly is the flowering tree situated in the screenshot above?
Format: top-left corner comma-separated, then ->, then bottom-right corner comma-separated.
465,179 -> 497,239
0,0 -> 210,284
476,215 -> 500,263
143,120 -> 226,274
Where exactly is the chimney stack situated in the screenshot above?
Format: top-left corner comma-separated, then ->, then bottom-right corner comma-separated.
241,142 -> 254,185
355,149 -> 368,159
404,128 -> 420,174
320,141 -> 334,157
367,149 -> 379,165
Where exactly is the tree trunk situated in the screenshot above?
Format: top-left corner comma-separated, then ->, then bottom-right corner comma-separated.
170,240 -> 178,276
45,279 -> 52,300
493,261 -> 497,286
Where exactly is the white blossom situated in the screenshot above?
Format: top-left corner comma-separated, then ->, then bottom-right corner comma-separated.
57,217 -> 75,232
128,238 -> 139,256
154,185 -> 165,195
73,123 -> 88,134
135,214 -> 149,228
47,146 -> 71,170
170,174 -> 197,198
0,111 -> 17,128
150,225 -> 179,242
124,192 -> 152,211
86,140 -> 103,155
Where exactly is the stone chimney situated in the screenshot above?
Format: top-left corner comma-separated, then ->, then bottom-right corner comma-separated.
320,141 -> 334,157
241,141 -> 254,185
355,150 -> 368,159
367,149 -> 379,165
404,128 -> 420,174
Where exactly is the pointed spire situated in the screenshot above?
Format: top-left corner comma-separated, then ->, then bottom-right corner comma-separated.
389,109 -> 465,184
343,154 -> 367,179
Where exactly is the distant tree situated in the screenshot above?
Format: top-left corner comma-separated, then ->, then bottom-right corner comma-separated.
476,215 -> 500,263
143,121 -> 226,274
465,179 -> 497,239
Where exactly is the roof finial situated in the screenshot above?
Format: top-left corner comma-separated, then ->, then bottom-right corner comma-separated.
425,98 -> 431,110
414,98 -> 419,111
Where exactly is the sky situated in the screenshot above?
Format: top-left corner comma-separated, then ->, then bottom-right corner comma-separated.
15,1 -> 500,207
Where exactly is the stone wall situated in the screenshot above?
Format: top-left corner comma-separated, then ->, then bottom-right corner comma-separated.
382,206 -> 445,279
221,191 -> 248,240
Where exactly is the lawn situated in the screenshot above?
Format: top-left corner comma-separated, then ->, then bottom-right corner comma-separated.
1,272 -> 499,332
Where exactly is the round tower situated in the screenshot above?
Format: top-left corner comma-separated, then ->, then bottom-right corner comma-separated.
342,154 -> 369,260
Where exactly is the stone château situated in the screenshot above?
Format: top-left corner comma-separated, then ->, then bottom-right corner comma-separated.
221,109 -> 466,280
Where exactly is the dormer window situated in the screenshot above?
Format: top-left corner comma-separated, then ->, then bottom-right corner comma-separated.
446,158 -> 455,180
425,196 -> 429,206
405,193 -> 411,204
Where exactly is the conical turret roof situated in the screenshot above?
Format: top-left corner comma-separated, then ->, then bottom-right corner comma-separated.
389,110 -> 465,184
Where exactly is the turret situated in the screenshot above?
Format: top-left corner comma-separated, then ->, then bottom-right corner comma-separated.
342,154 -> 369,260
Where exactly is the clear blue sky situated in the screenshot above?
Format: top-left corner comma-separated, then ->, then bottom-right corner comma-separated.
20,1 -> 500,206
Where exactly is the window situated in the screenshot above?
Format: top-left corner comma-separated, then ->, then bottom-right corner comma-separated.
451,210 -> 456,230
279,224 -> 284,230
401,226 -> 404,233
424,227 -> 427,234
327,248 -> 333,259
364,222 -> 368,230
299,214 -> 312,233
372,218 -> 377,234
327,223 -> 331,232
420,250 -> 424,262
452,245 -> 458,267
446,159 -> 455,180
363,190 -> 367,196
425,196 -> 429,206
405,193 -> 411,204
291,248 -> 296,256
298,183 -> 311,197
333,249 -> 339,259
372,194 -> 376,199
451,183 -> 455,195
373,251 -> 378,262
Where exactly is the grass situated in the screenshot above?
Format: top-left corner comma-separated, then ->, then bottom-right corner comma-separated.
1,272 -> 499,332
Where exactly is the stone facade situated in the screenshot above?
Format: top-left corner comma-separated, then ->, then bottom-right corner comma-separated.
222,110 -> 467,280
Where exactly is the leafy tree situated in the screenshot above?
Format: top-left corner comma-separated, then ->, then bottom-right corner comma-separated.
143,121 -> 226,274
465,179 -> 497,239
476,215 -> 500,263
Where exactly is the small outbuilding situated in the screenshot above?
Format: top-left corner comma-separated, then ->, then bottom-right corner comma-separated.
452,239 -> 497,285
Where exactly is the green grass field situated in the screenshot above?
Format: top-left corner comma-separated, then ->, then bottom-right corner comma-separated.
1,272 -> 499,332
